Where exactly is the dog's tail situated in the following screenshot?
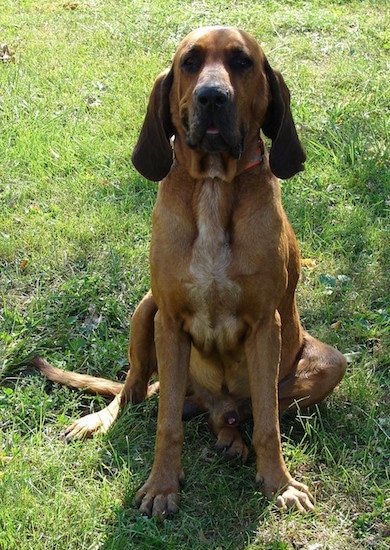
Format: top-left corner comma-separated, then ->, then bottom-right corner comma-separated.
31,355 -> 124,396
31,355 -> 160,398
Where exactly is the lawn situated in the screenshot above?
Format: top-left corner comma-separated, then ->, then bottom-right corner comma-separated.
0,1 -> 389,548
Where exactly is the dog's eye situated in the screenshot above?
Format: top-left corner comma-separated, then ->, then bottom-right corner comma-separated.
181,54 -> 201,73
230,54 -> 253,71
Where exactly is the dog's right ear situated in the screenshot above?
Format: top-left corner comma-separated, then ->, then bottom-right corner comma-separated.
132,68 -> 175,182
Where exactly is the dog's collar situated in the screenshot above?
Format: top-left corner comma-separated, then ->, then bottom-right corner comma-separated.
244,138 -> 264,171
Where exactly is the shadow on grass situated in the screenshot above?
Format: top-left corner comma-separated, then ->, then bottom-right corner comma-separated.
94,404 -> 263,549
91,399 -> 343,550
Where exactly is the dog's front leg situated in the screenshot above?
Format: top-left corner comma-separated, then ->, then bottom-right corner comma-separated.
246,312 -> 314,512
135,310 -> 191,520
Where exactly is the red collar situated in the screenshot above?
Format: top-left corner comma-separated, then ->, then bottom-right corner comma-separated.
244,138 -> 264,171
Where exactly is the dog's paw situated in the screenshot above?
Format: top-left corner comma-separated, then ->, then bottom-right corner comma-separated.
257,472 -> 314,512
275,480 -> 314,512
60,411 -> 110,441
135,471 -> 184,521
215,427 -> 249,463
259,474 -> 314,512
137,490 -> 180,521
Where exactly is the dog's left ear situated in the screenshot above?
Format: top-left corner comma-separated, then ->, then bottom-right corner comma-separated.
132,68 -> 175,182
262,61 -> 306,179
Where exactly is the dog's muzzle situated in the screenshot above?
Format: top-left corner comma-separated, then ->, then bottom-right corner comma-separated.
185,84 -> 243,158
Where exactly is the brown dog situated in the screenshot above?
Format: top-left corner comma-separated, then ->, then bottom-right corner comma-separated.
33,26 -> 346,520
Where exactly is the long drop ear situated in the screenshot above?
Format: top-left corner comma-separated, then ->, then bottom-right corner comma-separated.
131,68 -> 175,182
262,60 -> 306,179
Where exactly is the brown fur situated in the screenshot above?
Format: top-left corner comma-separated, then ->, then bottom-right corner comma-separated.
33,26 -> 346,520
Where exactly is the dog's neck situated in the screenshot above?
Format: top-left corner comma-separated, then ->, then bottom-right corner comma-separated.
173,136 -> 265,182
242,138 -> 264,172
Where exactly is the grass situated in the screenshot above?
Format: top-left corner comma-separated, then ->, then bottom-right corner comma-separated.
0,0 -> 389,548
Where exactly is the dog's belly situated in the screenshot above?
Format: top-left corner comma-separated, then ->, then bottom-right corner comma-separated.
184,273 -> 250,398
189,344 -> 250,400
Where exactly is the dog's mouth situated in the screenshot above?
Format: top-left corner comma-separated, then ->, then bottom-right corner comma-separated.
182,109 -> 243,159
195,125 -> 230,152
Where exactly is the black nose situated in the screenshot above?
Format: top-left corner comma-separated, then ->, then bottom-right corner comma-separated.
195,86 -> 229,109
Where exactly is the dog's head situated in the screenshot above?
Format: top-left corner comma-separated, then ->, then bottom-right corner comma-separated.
132,26 -> 306,182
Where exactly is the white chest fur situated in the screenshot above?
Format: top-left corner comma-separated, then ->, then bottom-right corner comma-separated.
184,179 -> 243,354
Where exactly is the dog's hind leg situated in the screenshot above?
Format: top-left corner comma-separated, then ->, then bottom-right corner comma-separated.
278,333 -> 347,413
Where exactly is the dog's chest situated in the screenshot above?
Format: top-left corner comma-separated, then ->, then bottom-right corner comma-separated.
184,180 -> 243,353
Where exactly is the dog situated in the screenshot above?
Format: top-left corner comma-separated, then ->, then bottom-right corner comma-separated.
32,26 -> 347,520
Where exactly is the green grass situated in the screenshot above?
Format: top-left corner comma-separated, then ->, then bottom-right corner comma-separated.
1,0 -> 389,548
